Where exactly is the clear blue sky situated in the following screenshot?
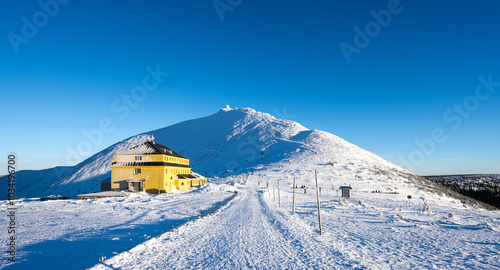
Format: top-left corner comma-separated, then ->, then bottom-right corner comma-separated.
1,0 -> 499,175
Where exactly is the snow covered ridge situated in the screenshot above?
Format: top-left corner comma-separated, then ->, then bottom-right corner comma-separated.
0,107 -> 458,200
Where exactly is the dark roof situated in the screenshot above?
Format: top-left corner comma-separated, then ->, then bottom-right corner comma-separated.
339,186 -> 352,189
111,162 -> 191,168
118,141 -> 186,158
177,173 -> 206,180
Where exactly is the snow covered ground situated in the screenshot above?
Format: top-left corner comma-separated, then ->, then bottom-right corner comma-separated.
2,107 -> 499,269
0,184 -> 237,270
2,161 -> 499,269
90,158 -> 500,270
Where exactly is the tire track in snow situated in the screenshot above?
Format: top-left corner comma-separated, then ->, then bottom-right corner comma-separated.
92,186 -> 307,269
92,175 -> 370,270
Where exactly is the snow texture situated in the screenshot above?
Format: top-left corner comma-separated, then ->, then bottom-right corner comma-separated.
90,170 -> 500,270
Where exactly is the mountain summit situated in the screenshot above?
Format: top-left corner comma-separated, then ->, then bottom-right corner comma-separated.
4,107 -> 411,199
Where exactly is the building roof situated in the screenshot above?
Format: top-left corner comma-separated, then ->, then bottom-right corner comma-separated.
118,140 -> 187,158
177,173 -> 206,180
111,162 -> 191,168
339,186 -> 352,189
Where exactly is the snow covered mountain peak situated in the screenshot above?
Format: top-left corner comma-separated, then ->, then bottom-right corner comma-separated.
4,107 -> 410,199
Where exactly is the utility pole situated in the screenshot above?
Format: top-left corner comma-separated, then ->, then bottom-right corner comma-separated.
315,169 -> 323,235
292,177 -> 296,215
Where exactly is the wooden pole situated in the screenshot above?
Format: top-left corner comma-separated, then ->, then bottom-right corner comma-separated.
273,181 -> 275,202
315,169 -> 323,235
292,177 -> 296,215
278,179 -> 281,207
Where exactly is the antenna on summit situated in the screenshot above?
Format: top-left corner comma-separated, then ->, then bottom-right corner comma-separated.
220,104 -> 232,112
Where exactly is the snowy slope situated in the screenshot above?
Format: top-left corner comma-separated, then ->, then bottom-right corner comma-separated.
4,107 -> 412,199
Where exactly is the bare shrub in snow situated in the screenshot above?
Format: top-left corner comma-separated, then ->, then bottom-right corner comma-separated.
423,201 -> 432,214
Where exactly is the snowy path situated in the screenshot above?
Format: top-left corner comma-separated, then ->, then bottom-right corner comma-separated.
92,172 -> 500,270
92,176 -> 354,269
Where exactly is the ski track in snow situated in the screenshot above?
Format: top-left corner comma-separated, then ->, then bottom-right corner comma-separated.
91,173 -> 500,270
92,176 -> 350,270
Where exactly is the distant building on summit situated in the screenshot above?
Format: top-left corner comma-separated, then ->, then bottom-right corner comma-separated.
110,137 -> 207,193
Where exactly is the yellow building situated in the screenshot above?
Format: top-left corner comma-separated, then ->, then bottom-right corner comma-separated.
110,138 -> 207,193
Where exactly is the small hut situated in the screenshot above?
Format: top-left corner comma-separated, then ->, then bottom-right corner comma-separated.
339,186 -> 352,198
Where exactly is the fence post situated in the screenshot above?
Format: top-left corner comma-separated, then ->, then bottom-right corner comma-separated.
273,181 -> 276,202
315,169 -> 323,235
292,177 -> 296,215
278,179 -> 281,207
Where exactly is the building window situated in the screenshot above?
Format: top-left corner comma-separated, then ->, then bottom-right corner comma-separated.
134,168 -> 141,174
135,156 -> 142,161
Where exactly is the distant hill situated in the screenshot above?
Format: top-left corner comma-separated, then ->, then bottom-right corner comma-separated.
424,174 -> 500,209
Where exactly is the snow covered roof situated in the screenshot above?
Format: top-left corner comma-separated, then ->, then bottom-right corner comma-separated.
118,140 -> 186,158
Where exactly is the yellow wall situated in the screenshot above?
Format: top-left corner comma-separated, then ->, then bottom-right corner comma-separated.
111,153 -> 206,193
111,165 -> 171,193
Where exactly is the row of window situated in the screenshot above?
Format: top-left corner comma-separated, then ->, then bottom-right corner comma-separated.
134,155 -> 188,164
166,168 -> 188,174
133,168 -> 189,175
168,179 -> 207,188
164,156 -> 187,164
